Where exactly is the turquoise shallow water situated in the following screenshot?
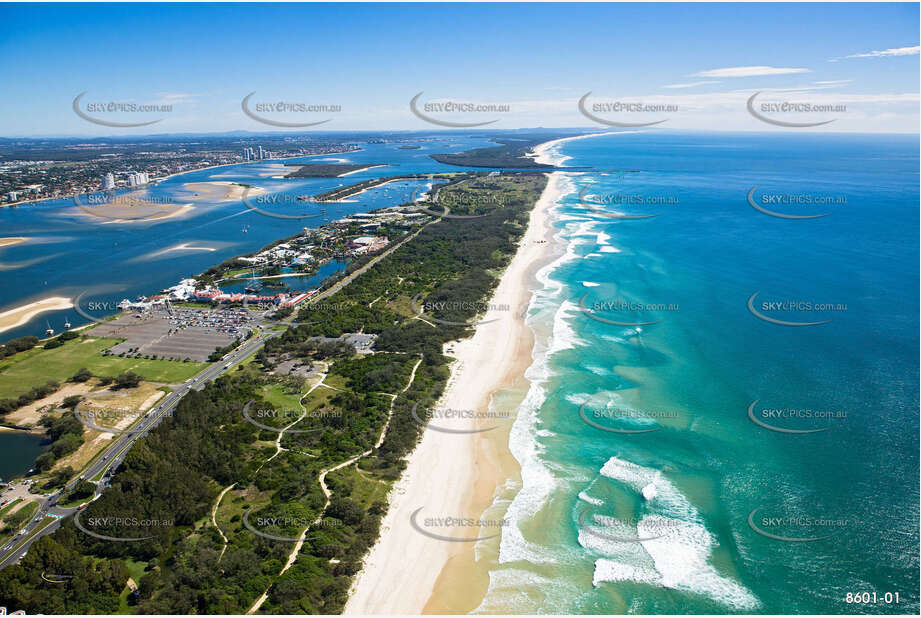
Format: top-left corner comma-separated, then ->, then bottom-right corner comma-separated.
477,132 -> 919,614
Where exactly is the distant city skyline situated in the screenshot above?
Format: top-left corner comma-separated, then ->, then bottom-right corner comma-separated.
0,2 -> 918,135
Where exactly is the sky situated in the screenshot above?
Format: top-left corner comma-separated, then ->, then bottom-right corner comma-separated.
0,2 -> 918,136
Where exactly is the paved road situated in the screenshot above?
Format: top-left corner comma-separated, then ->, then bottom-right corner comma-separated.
0,214 -> 439,570
0,330 -> 278,570
307,209 -> 440,307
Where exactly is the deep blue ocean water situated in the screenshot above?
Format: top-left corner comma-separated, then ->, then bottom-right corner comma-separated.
477,131 -> 919,614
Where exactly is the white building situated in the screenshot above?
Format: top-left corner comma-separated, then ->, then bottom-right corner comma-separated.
127,172 -> 149,187
162,278 -> 198,300
102,173 -> 115,190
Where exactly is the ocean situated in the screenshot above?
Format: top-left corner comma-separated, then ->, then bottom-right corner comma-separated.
475,131 -> 919,614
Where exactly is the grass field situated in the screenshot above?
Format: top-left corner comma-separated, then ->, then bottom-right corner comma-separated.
327,465 -> 390,509
0,337 -> 205,399
115,557 -> 149,613
0,500 -> 38,545
259,382 -> 307,412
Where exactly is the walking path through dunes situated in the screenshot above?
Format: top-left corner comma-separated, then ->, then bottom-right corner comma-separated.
345,173 -> 564,614
249,355 -> 422,615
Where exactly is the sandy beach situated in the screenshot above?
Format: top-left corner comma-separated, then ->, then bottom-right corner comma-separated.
182,181 -> 266,202
0,237 -> 29,248
528,130 -> 635,165
73,195 -> 195,224
337,164 -> 388,177
345,172 -> 566,615
0,296 -> 74,335
100,202 -> 195,224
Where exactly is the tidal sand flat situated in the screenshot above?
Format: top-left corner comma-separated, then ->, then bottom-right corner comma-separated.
182,181 -> 266,201
345,172 -> 566,614
76,201 -> 196,224
0,297 -> 73,335
0,237 -> 29,248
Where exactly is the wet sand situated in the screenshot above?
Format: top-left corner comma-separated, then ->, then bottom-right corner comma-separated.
345,172 -> 565,614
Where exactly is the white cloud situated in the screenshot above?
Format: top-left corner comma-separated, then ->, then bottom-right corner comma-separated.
153,92 -> 200,105
834,45 -> 920,61
693,66 -> 811,78
662,81 -> 720,89
814,80 -> 852,86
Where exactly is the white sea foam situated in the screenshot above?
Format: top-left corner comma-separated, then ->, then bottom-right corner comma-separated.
584,457 -> 761,610
594,558 -> 661,587
534,226 -> 581,298
546,299 -> 584,358
584,364 -> 610,376
584,252 -> 603,258
568,220 -> 601,237
596,231 -> 611,245
472,566 -> 585,614
556,215 -> 594,223
491,176 -> 590,567
578,491 -> 604,506
582,281 -> 600,287
599,245 -> 622,253
564,392 -> 590,406
567,390 -> 627,410
499,365 -> 559,565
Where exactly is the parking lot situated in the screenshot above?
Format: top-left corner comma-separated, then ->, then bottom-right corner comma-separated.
91,306 -> 266,362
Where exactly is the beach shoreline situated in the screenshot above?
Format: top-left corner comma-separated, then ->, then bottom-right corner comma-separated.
0,296 -> 74,335
344,172 -> 567,615
0,237 -> 29,248
528,130 -> 634,165
181,181 -> 266,202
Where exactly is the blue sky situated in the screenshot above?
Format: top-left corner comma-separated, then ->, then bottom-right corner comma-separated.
0,2 -> 917,135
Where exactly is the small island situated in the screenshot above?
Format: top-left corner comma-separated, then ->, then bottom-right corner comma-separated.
284,163 -> 387,178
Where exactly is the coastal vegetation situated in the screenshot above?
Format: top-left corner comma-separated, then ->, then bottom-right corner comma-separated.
284,163 -> 386,178
429,134 -> 569,168
0,173 -> 548,614
0,335 -> 39,359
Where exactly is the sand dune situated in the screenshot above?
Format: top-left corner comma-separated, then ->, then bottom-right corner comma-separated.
345,173 -> 565,614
